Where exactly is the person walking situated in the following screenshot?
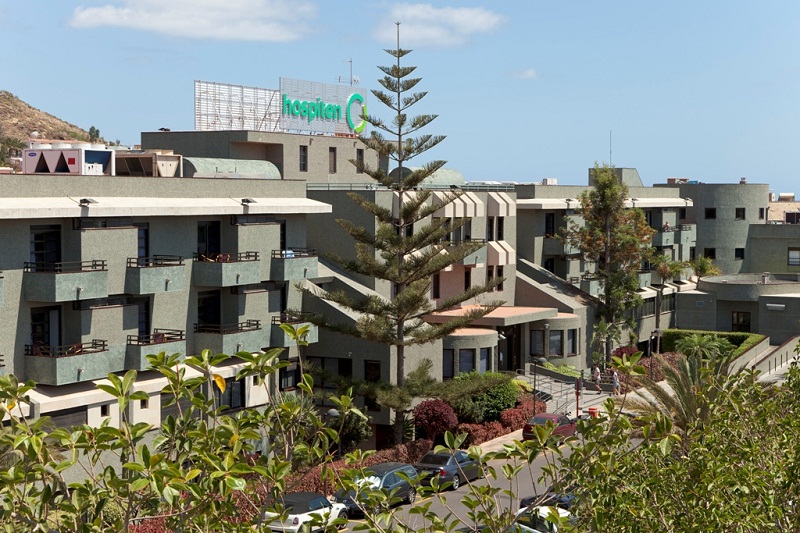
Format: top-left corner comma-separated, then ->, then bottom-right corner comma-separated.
611,369 -> 620,396
592,364 -> 601,393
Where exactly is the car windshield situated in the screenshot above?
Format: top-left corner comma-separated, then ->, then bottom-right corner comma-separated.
531,416 -> 555,425
354,475 -> 381,489
419,453 -> 450,466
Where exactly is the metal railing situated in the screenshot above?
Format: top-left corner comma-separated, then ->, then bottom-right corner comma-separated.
271,312 -> 314,325
306,182 -> 516,192
127,255 -> 184,268
271,248 -> 317,259
24,260 -> 107,273
194,319 -> 261,334
25,339 -> 108,358
192,251 -> 259,263
127,328 -> 186,346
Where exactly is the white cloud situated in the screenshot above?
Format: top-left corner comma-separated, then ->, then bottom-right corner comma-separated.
70,0 -> 317,42
373,3 -> 506,47
512,68 -> 538,79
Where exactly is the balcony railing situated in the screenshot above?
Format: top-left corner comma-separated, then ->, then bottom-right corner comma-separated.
194,319 -> 261,334
193,251 -> 259,263
127,328 -> 186,346
24,260 -> 107,273
25,339 -> 108,358
272,312 -> 314,325
127,255 -> 185,268
271,248 -> 317,259
443,238 -> 486,247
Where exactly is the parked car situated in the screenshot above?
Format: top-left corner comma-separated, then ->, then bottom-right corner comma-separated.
458,506 -> 572,533
414,449 -> 483,491
333,462 -> 418,517
522,413 -> 577,442
519,484 -> 577,510
265,492 -> 347,533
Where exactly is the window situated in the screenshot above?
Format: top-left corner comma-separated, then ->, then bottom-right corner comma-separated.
197,221 -> 221,255
689,247 -> 696,262
464,268 -> 472,291
758,207 -> 765,220
531,330 -> 545,355
100,404 -> 110,417
364,360 -> 381,382
567,329 -> 577,356
74,217 -> 133,229
197,290 -> 221,326
463,218 -> 472,240
328,147 -> 337,174
732,311 -> 751,333
549,330 -> 563,356
704,248 -> 716,260
487,217 -> 495,242
135,223 -> 149,259
497,266 -> 505,291
479,348 -> 490,372
140,398 -> 149,410
543,258 -> 555,273
299,145 -> 308,172
279,367 -> 298,390
496,217 -> 504,240
356,148 -> 364,173
30,224 -> 61,265
338,358 -> 352,379
458,349 -> 475,373
544,213 -> 555,237
486,266 -> 495,290
216,378 -> 245,410
642,298 -> 655,317
662,293 -> 676,312
735,248 -> 745,260
442,349 -> 454,379
705,208 -> 716,220
735,207 -> 745,220
679,207 -> 687,220
789,248 -> 800,266
432,273 -> 440,298
787,213 -> 800,224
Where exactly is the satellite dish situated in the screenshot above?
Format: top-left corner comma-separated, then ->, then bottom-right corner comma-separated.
352,76 -> 360,85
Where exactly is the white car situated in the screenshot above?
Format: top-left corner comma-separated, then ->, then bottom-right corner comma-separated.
515,505 -> 572,533
266,492 -> 348,533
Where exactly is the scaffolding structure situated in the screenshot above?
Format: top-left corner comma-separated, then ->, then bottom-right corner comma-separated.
194,80 -> 282,132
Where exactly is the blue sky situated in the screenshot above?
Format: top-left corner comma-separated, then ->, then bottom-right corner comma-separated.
2,1 -> 799,193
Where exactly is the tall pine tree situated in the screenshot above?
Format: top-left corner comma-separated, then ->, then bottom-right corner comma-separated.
302,25 -> 502,442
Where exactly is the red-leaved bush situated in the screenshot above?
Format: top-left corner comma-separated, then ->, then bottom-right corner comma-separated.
515,394 -> 545,418
500,407 -> 528,429
413,398 -> 458,440
456,421 -> 507,446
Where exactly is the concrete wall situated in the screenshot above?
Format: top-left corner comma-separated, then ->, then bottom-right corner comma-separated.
742,224 -> 800,274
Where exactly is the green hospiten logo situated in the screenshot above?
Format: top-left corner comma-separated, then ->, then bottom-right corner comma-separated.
281,92 -> 367,133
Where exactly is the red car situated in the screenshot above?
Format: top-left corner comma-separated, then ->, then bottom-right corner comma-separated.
522,413 -> 577,442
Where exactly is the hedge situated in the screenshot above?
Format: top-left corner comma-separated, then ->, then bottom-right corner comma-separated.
659,329 -> 766,358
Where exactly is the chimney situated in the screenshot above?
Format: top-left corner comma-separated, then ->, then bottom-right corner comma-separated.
762,272 -> 770,284
739,177 -> 747,184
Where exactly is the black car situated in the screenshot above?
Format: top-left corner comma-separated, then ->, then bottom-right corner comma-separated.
519,484 -> 576,510
414,450 -> 482,491
333,462 -> 418,516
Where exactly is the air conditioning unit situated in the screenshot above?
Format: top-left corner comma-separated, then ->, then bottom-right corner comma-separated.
542,178 -> 558,185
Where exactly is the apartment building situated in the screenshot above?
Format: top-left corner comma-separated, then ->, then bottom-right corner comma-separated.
0,158 -> 328,428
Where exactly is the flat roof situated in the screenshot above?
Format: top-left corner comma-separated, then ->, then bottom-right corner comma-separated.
428,305 -> 558,326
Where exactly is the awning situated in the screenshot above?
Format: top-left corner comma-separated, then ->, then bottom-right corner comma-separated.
487,192 -> 516,217
427,304 -> 558,327
432,191 -> 483,218
0,196 -> 332,219
488,240 -> 517,265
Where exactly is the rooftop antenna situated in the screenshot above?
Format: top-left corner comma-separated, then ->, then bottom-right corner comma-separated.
337,58 -> 359,86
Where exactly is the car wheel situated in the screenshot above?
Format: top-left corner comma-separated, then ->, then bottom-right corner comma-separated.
337,510 -> 348,529
451,474 -> 460,491
406,488 -> 416,504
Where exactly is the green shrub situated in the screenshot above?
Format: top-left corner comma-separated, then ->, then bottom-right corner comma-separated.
435,371 -> 516,424
661,329 -> 766,358
483,380 -> 518,420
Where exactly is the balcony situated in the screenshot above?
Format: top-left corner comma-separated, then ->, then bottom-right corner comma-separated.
270,248 -> 318,281
192,251 -> 261,287
24,339 -> 124,386
125,256 -> 187,294
23,260 -> 108,302
444,239 -> 487,266
270,314 -> 319,347
542,236 -> 580,256
126,328 -> 187,371
580,273 -> 603,297
674,223 -> 696,246
193,319 -> 269,355
637,270 -> 652,287
652,230 -> 675,247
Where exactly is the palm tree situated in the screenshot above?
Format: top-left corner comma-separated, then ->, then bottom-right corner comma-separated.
622,349 -> 736,441
691,255 -> 721,279
675,333 -> 733,362
651,255 -> 687,352
592,318 -> 622,366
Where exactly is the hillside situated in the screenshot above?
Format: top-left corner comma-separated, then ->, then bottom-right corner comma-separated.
0,90 -> 93,142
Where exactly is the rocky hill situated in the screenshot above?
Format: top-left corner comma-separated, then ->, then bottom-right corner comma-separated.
0,90 -> 92,142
